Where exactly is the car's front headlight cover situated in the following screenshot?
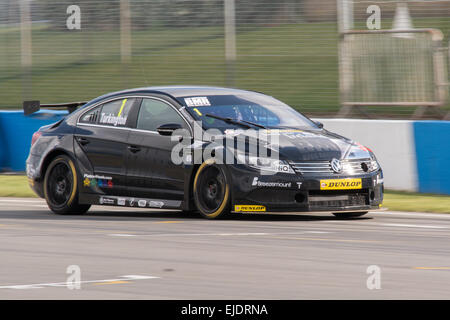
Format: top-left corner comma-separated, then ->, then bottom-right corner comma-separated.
235,152 -> 296,174
344,144 -> 381,173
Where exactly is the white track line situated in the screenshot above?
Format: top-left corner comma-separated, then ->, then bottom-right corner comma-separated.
0,275 -> 158,290
377,223 -> 448,229
328,220 -> 448,229
0,199 -> 44,203
107,231 -> 331,238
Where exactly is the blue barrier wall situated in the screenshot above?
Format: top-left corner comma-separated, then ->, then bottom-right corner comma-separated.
314,118 -> 450,195
413,121 -> 450,195
0,112 -> 449,195
0,110 -> 67,171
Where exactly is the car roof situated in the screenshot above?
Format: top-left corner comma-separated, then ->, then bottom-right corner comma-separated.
84,86 -> 259,107
136,85 -> 256,97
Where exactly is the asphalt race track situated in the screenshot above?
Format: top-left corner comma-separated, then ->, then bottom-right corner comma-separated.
1,197 -> 450,299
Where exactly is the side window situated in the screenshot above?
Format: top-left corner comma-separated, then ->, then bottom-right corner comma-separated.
98,98 -> 135,127
137,98 -> 187,131
79,105 -> 101,124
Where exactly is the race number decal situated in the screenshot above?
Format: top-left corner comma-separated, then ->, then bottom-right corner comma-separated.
184,97 -> 211,107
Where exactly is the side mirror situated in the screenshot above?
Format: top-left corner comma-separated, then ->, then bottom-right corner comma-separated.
314,121 -> 324,129
156,123 -> 183,136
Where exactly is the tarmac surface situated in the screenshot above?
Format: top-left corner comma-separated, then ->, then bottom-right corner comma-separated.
1,197 -> 450,299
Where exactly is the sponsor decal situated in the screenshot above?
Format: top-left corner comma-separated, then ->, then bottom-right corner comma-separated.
320,178 -> 362,190
99,197 -> 115,205
252,177 -> 291,188
234,205 -> 266,212
96,196 -> 176,209
277,164 -> 292,173
99,113 -> 127,126
184,97 -> 211,107
83,174 -> 113,189
149,201 -> 164,208
282,131 -> 322,139
138,200 -> 147,207
264,129 -> 303,134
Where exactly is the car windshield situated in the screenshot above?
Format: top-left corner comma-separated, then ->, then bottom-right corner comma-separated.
179,93 -> 316,131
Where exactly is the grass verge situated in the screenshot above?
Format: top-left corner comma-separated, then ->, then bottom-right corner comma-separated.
383,190 -> 450,214
0,175 -> 38,198
0,175 -> 449,213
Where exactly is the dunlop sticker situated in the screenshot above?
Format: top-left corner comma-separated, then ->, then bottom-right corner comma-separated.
234,205 -> 266,212
320,178 -> 362,190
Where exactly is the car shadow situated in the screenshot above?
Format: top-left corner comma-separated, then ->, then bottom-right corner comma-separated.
0,208 -> 373,222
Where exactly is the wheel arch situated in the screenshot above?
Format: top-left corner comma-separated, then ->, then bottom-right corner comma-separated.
40,149 -> 75,179
183,164 -> 201,211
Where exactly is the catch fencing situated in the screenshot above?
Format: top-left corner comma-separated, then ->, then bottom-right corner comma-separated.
0,0 -> 449,118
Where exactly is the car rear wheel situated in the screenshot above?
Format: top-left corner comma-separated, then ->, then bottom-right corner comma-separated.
44,155 -> 91,215
193,161 -> 230,219
332,211 -> 368,218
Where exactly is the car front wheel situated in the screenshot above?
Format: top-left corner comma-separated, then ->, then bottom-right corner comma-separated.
193,161 -> 230,219
43,155 -> 91,215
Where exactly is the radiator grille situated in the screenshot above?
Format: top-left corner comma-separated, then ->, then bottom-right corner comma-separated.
289,159 -> 371,175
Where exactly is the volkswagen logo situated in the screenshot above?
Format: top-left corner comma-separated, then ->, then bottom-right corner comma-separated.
330,158 -> 342,173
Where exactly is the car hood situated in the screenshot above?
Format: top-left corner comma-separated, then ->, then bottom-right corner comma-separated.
218,128 -> 358,161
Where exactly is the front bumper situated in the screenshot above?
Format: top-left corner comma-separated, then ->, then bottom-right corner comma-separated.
228,165 -> 383,213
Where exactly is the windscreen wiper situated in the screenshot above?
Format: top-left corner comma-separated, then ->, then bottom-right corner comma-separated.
204,113 -> 266,129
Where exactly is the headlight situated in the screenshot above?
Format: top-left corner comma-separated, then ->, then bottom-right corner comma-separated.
345,144 -> 371,160
344,144 -> 380,173
368,159 -> 380,172
236,152 -> 295,174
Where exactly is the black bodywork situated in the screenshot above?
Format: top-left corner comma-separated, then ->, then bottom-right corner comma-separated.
26,86 -> 383,214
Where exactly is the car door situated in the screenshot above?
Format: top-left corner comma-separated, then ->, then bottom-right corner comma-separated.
74,97 -> 138,196
126,97 -> 192,200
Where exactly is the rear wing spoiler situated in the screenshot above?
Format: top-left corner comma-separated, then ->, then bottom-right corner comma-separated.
23,100 -> 87,115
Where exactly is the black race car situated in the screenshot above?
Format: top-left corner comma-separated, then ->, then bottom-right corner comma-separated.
25,86 -> 383,219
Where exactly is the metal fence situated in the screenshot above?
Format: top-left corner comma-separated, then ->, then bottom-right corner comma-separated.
0,0 -> 449,118
339,29 -> 448,117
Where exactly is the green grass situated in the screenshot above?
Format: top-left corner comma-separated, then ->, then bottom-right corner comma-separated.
0,175 -> 37,198
383,190 -> 450,214
1,175 -> 449,213
0,17 -> 448,116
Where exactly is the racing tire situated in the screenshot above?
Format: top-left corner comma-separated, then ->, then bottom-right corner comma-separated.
332,211 -> 368,218
193,160 -> 231,219
43,155 -> 91,215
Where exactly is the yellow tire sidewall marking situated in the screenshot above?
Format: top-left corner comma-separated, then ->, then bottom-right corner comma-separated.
67,158 -> 78,206
193,160 -> 230,218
